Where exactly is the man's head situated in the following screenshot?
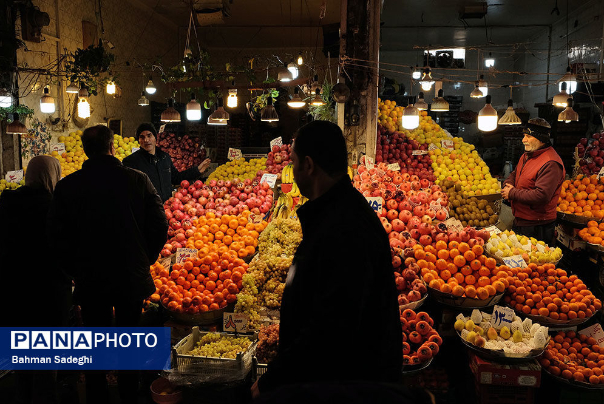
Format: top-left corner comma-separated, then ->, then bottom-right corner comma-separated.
82,125 -> 114,157
522,118 -> 551,152
292,120 -> 348,198
136,123 -> 157,154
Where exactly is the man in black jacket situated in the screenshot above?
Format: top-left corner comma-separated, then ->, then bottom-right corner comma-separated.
122,123 -> 211,202
47,125 -> 168,404
253,121 -> 402,399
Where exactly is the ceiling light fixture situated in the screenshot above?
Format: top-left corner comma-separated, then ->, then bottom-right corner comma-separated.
477,95 -> 498,132
478,74 -> 488,97
278,65 -> 293,82
401,97 -> 420,130
498,99 -> 522,125
208,98 -> 229,123
287,87 -> 306,108
484,53 -> 495,68
40,86 -> 55,114
261,97 -> 279,122
77,85 -> 91,119
106,80 -> 116,95
418,68 -> 435,91
227,88 -> 238,108
160,98 -> 181,122
65,82 -> 79,94
6,113 -> 28,134
186,93 -> 201,121
553,82 -> 570,107
138,92 -> 149,106
558,98 -> 579,123
431,89 -> 449,112
415,92 -> 428,110
558,66 -> 577,94
412,65 -> 421,80
470,82 -> 484,98
310,89 -> 325,106
287,61 -> 299,80
145,78 -> 156,95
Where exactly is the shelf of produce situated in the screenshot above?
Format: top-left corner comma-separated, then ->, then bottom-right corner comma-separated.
510,308 -> 595,329
428,287 -> 504,309
557,211 -> 601,226
457,330 -> 548,363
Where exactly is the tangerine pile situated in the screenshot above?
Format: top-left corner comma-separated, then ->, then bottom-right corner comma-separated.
557,174 -> 604,219
541,330 -> 604,385
578,220 -> 604,246
416,240 -> 509,300
504,264 -> 602,321
184,211 -> 267,259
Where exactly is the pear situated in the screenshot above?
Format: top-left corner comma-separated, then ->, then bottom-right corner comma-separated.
487,327 -> 498,341
512,330 -> 523,343
474,326 -> 485,337
500,326 -> 511,340
454,319 -> 465,332
465,320 -> 476,331
474,336 -> 486,348
466,331 -> 477,344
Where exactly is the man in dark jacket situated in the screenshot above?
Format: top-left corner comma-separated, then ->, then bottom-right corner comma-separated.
122,123 -> 211,202
502,118 -> 565,244
253,121 -> 402,399
47,125 -> 168,404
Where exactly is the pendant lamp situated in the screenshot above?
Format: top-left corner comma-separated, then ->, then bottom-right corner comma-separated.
558,66 -> 577,94
477,95 -> 498,132
431,89 -> 449,112
208,98 -> 229,122
145,79 -> 157,95
6,113 -> 28,134
261,97 -> 279,122
227,89 -> 238,108
77,86 -> 90,119
160,98 -> 181,122
186,93 -> 202,121
401,98 -> 420,130
415,92 -> 428,111
418,68 -> 435,91
558,98 -> 579,123
40,87 -> 56,114
287,87 -> 306,108
498,99 -> 522,125
470,82 -> 484,98
478,75 -> 488,97
138,92 -> 149,106
553,82 -> 570,108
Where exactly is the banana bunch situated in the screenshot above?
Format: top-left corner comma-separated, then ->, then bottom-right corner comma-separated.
273,192 -> 294,219
347,166 -> 353,180
287,182 -> 301,197
281,164 -> 294,184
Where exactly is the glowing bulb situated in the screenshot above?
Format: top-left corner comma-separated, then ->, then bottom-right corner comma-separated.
106,81 -> 116,95
77,97 -> 90,118
40,87 -> 55,114
145,79 -> 156,95
227,89 -> 238,108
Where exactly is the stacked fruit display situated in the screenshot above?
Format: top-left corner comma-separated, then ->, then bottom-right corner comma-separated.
578,220 -> 604,246
49,131 -> 86,176
557,174 -> 604,219
395,260 -> 427,307
235,218 -> 303,329
162,180 -> 204,255
157,132 -> 205,172
575,131 -> 604,176
485,230 -> 563,264
265,144 -> 291,175
505,264 -> 602,322
113,135 -> 141,161
455,309 -> 550,355
209,158 -> 267,182
184,333 -> 253,359
0,178 -> 23,195
256,324 -> 280,364
400,309 -> 442,366
541,330 -> 604,385
440,180 -> 499,227
378,98 -> 403,133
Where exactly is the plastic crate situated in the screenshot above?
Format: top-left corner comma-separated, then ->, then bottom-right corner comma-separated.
171,327 -> 257,383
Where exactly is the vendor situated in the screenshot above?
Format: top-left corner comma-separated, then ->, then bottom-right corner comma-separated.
501,118 -> 565,245
123,123 -> 211,202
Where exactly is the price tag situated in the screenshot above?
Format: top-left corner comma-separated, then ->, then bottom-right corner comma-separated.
485,226 -> 501,235
387,163 -> 400,171
5,170 -> 23,183
159,124 -> 166,134
502,254 -> 527,268
441,139 -> 454,150
443,218 -> 464,232
365,196 -> 383,213
248,212 -> 264,224
412,150 -> 428,155
260,173 -> 278,188
598,167 -> 604,179
428,143 -> 438,151
522,240 -> 532,252
159,256 -> 172,270
535,243 -> 545,253
175,248 -> 198,264
579,323 -> 604,348
223,313 -> 249,333
270,137 -> 283,148
51,143 -> 66,154
132,147 -> 140,153
228,148 -> 243,161
492,305 -> 515,329
361,155 -> 374,169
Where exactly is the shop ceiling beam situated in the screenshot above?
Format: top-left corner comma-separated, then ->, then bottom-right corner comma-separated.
167,77 -> 309,91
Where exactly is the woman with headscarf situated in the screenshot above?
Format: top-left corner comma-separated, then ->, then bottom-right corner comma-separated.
0,156 -> 70,404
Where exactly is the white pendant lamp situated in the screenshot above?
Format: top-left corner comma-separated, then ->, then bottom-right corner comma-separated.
470,82 -> 484,98
145,78 -> 157,95
261,97 -> 279,122
106,80 -> 116,95
226,89 -> 238,108
415,92 -> 428,110
297,52 -> 304,66
401,98 -> 420,130
40,87 -> 56,114
65,82 -> 79,94
478,75 -> 488,97
431,89 -> 449,112
138,92 -> 149,106
77,86 -> 91,119
558,98 -> 579,123
553,82 -> 570,108
287,87 -> 306,108
287,61 -> 299,80
558,66 -> 577,94
412,65 -> 421,80
477,95 -> 498,132
186,93 -> 202,121
278,66 -> 293,82
6,113 -> 28,134
418,68 -> 435,91
498,99 -> 522,125
208,98 -> 229,123
160,98 -> 181,122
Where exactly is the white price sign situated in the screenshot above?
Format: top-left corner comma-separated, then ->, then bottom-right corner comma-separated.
412,150 -> 428,155
260,173 -> 278,188
132,147 -> 140,153
485,226 -> 501,235
5,170 -> 23,183
223,313 -> 249,333
361,155 -> 374,169
159,124 -> 166,134
365,196 -> 383,213
51,143 -> 66,154
428,143 -> 438,151
579,323 -> 604,348
387,163 -> 400,171
598,167 -> 604,179
270,137 -> 283,148
441,139 -> 454,150
502,254 -> 527,268
443,218 -> 464,232
228,148 -> 243,161
492,305 -> 515,329
175,248 -> 198,264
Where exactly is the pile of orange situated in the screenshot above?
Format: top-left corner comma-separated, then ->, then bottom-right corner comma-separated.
504,263 -> 602,321
416,240 -> 511,300
578,220 -> 604,246
540,331 -> 604,385
557,174 -> 604,219
184,211 -> 267,259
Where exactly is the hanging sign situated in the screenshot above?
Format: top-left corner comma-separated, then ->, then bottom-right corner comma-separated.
51,143 -> 66,154
502,255 -> 527,268
5,170 -> 23,183
441,139 -> 454,150
228,148 -> 243,161
175,248 -> 198,264
270,137 -> 283,148
579,323 -> 604,348
260,173 -> 278,188
492,305 -> 515,329
387,163 -> 401,171
223,313 -> 249,333
365,196 -> 383,213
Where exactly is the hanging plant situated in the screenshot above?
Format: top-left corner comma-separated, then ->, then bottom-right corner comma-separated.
308,82 -> 336,123
0,104 -> 34,123
64,43 -> 115,96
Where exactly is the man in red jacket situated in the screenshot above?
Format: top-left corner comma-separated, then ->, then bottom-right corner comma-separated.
502,118 -> 565,245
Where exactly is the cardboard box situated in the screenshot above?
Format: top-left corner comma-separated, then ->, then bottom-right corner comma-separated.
555,226 -> 587,251
475,383 -> 535,404
469,353 -> 541,387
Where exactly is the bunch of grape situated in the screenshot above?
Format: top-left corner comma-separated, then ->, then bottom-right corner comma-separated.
257,324 -> 280,364
186,333 -> 252,359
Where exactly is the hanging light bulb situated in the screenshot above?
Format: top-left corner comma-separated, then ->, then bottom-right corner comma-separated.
477,95 -> 498,132
478,75 -> 488,97
160,98 -> 181,122
470,82 -> 484,98
278,66 -> 293,82
287,61 -> 299,80
431,89 -> 449,112
145,78 -> 156,95
484,53 -> 495,68
261,97 -> 279,122
186,93 -> 202,121
499,99 -> 522,125
412,65 -> 421,80
0,88 -> 12,107
558,66 -> 577,94
288,87 -> 306,108
297,52 -> 304,65
226,89 -> 238,108
208,98 -> 229,123
558,98 -> 579,123
418,68 -> 435,91
553,82 -> 569,107
106,80 -> 116,95
40,86 -> 56,114
65,82 -> 79,94
310,89 -> 325,106
401,97 -> 420,130
310,75 -> 321,95
415,92 -> 428,111
138,91 -> 149,106
77,86 -> 90,119
6,113 -> 28,134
